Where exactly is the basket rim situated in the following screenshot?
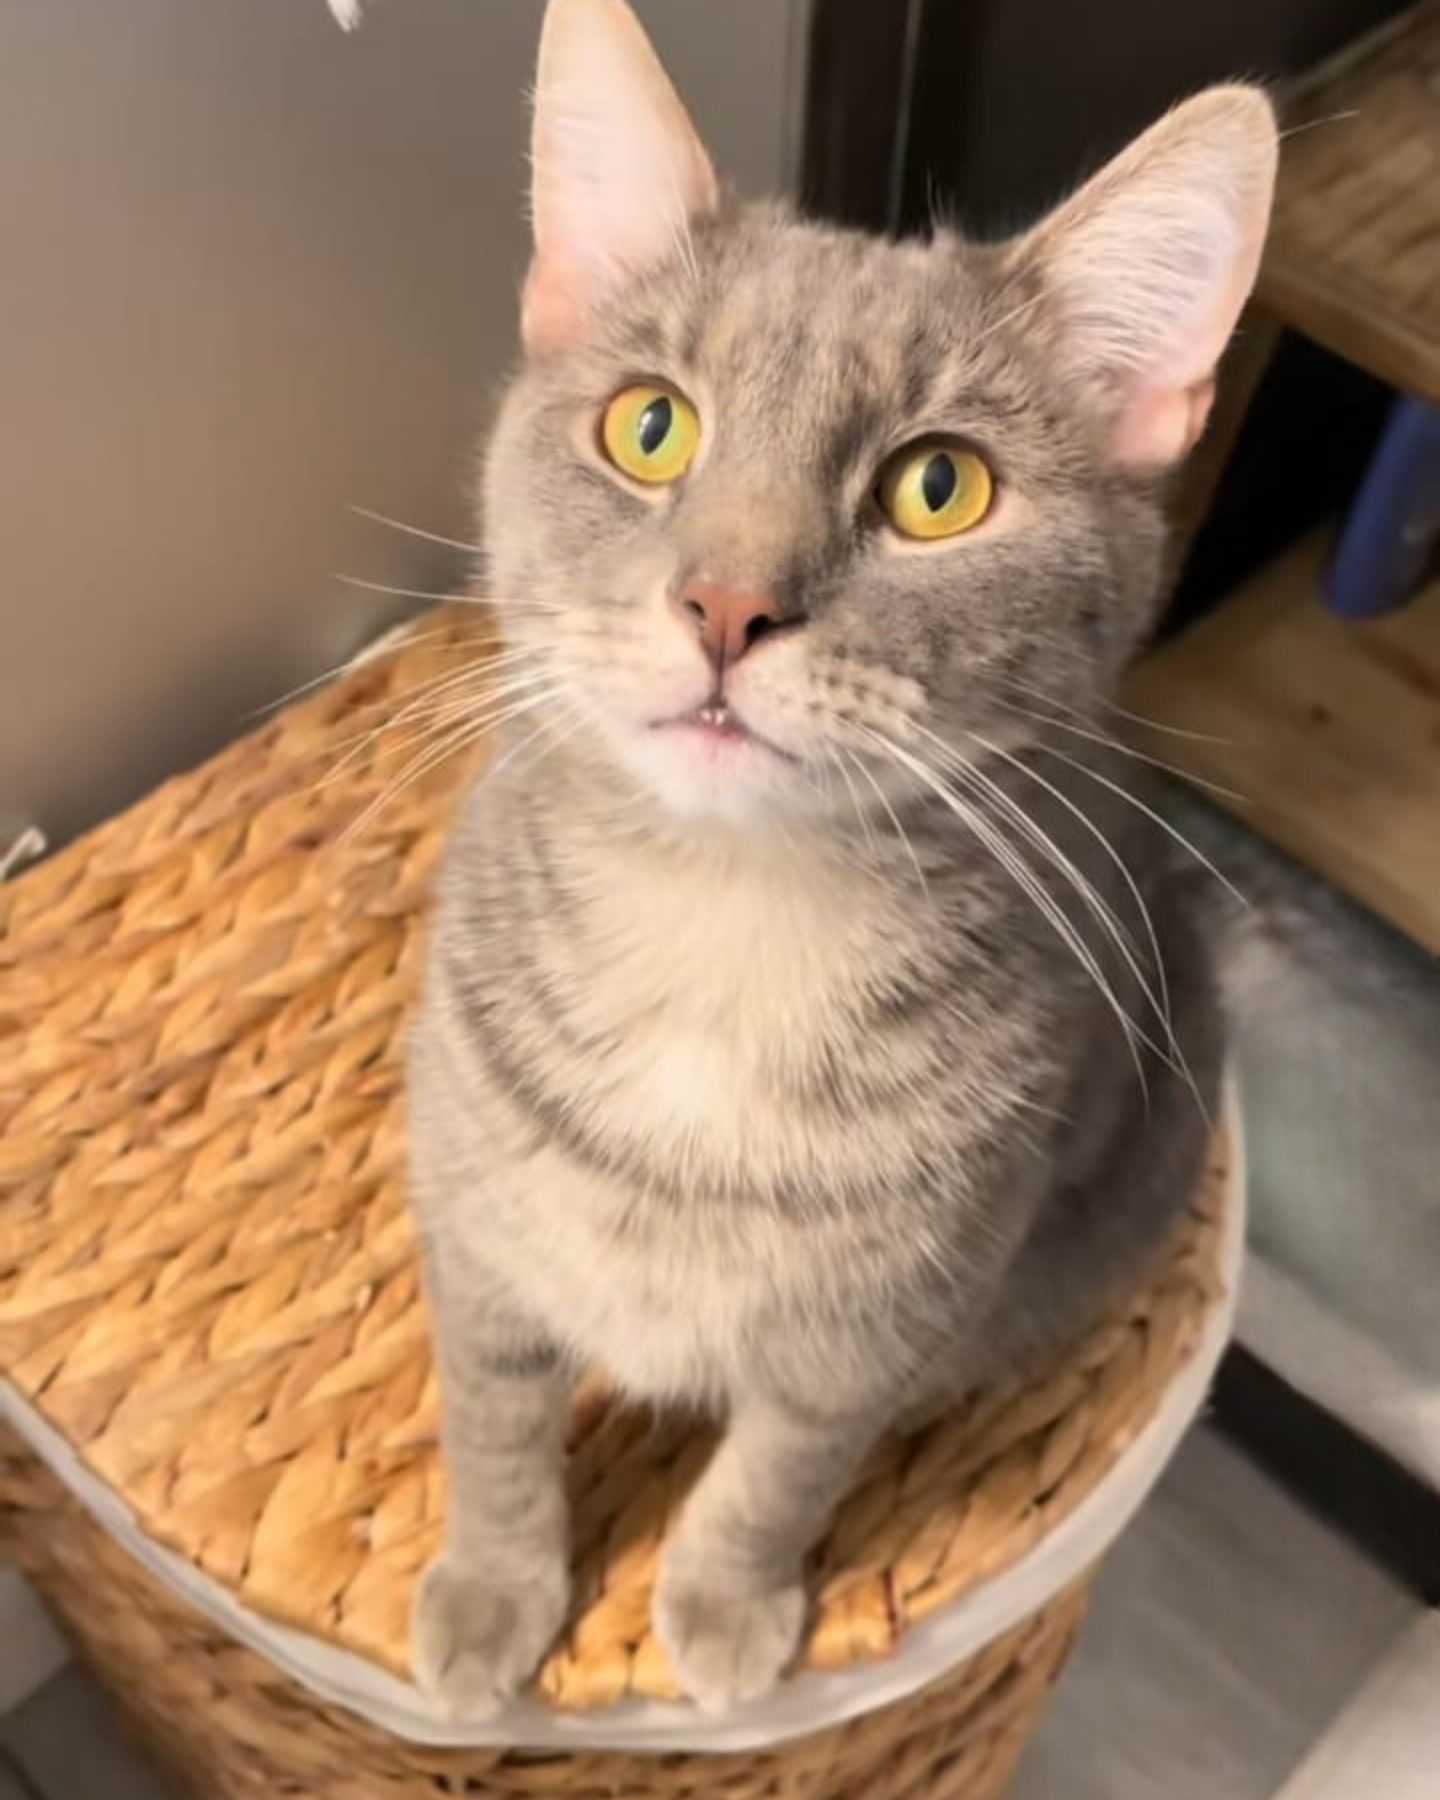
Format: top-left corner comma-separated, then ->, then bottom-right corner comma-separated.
0,1082 -> 1245,1756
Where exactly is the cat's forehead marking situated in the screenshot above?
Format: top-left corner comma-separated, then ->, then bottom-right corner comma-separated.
668,218 -> 1000,482
696,226 -> 962,375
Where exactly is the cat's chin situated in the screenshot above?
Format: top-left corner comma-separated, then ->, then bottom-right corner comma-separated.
609,715 -> 813,828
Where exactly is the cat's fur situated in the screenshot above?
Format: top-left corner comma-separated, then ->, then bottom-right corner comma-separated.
408,0 -> 1277,1715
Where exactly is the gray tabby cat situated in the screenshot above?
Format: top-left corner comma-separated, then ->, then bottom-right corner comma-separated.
409,0 -> 1277,1715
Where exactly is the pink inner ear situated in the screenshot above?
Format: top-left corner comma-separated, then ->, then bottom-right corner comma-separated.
1109,221 -> 1260,466
524,127 -> 717,354
522,261 -> 588,355
524,0 -> 719,354
1112,377 -> 1217,468
1025,86 -> 1277,470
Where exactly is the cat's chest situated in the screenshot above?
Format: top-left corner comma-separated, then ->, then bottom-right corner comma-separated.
487,1133 -> 904,1405
545,852 -> 912,1138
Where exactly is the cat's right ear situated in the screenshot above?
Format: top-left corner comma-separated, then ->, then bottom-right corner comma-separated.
1006,86 -> 1278,469
523,0 -> 719,353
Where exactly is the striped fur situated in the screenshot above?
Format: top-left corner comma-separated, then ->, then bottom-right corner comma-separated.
409,0 -> 1274,1716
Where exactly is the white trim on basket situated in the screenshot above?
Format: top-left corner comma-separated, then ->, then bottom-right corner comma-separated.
1,1083 -> 1244,1754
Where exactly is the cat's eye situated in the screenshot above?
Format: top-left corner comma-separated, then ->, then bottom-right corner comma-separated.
600,383 -> 701,486
877,441 -> 994,541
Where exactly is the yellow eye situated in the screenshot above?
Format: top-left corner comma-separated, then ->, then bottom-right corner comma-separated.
600,383 -> 700,485
878,442 -> 993,541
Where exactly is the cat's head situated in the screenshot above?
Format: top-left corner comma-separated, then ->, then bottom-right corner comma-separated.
484,0 -> 1276,828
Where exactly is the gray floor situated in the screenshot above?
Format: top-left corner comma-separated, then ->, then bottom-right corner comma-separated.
0,1426 -> 1420,1800
1011,1428 -> 1416,1800
2,1671 -> 173,1800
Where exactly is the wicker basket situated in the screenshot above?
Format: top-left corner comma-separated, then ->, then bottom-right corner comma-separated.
0,608 -> 1237,1799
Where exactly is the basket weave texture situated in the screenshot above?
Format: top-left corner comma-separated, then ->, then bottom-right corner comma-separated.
0,607 -> 1227,1724
0,1437 -> 1084,1800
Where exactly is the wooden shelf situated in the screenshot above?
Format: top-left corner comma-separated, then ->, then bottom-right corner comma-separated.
1124,532 -> 1440,955
1259,0 -> 1440,402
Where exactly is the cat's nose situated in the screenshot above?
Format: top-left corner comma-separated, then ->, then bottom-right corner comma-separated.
675,578 -> 788,672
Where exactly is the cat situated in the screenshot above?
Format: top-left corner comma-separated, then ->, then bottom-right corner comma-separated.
407,0 -> 1277,1716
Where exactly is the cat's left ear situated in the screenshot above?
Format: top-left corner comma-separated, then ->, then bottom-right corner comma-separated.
523,0 -> 719,352
1009,86 -> 1278,469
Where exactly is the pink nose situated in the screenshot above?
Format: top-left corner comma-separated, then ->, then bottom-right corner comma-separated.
676,578 -> 784,672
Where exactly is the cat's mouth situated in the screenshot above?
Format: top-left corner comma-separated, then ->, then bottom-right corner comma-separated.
649,700 -> 796,764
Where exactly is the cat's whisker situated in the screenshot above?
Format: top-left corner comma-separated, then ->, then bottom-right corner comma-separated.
320,669 -> 529,759
316,663 -> 556,790
862,726 -> 1152,1089
339,688 -> 560,842
828,746 -> 880,861
337,717 -> 487,841
925,729 -> 1141,950
997,672 -> 1230,747
326,693 -> 537,787
384,645 -> 550,712
473,697 -> 590,796
995,694 -> 1246,802
926,723 -> 1201,1108
845,745 -> 929,897
941,757 -> 1174,1089
373,661 -> 559,740
961,728 -> 1172,1026
1034,741 -> 1253,914
809,751 -> 836,816
333,573 -> 564,614
929,736 -> 1157,1017
977,285 -> 1048,348
247,626 -> 484,720
383,671 -> 561,753
1101,701 -> 1231,746
314,650 -> 549,769
348,504 -> 484,557
339,725 -> 490,845
803,762 -> 874,880
658,160 -> 701,285
920,723 -> 1163,992
1277,108 -> 1358,143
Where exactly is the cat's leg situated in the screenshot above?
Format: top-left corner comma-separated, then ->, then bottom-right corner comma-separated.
411,1246 -> 571,1716
653,1393 -> 883,1710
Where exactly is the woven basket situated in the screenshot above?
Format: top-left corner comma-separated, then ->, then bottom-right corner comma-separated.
0,607 -> 1236,1799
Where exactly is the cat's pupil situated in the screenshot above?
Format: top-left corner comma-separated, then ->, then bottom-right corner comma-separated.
921,453 -> 957,513
637,397 -> 673,456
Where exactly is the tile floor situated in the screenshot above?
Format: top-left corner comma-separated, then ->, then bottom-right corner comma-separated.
1010,1428 -> 1416,1800
0,1425 -> 1425,1800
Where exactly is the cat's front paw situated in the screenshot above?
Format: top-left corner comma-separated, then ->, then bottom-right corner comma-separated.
654,1560 -> 808,1712
412,1551 -> 569,1718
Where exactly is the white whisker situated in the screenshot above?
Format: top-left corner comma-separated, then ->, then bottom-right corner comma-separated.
961,728 -> 1169,1015
862,726 -> 1152,1090
977,287 -> 1047,348
996,692 -> 1245,801
998,672 -> 1230,746
1103,700 -> 1231,746
332,573 -> 563,614
381,668 -> 559,749
348,505 -> 482,557
945,726 -> 1204,1110
316,649 -> 548,767
318,665 -> 556,791
829,746 -> 880,860
248,626 -> 483,719
477,699 -> 589,794
847,746 -> 929,897
1278,108 -> 1358,143
929,732 -> 1153,1001
1036,741 -> 1251,914
339,689 -> 556,842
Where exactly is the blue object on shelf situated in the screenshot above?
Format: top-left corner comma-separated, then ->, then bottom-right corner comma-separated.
1324,394 -> 1440,620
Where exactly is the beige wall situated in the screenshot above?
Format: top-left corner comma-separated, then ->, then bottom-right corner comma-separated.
0,0 -> 805,847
